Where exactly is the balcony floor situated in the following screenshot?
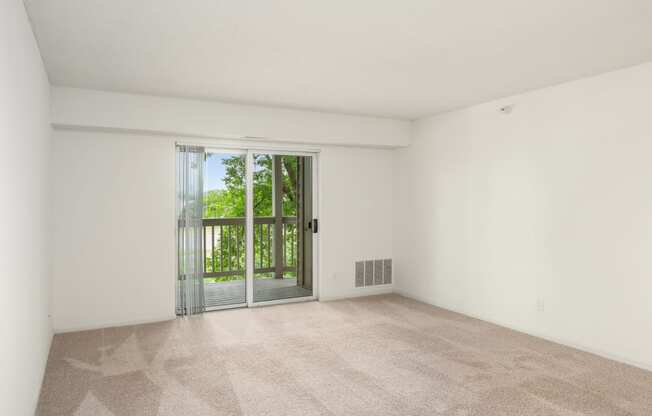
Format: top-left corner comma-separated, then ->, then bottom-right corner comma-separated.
204,277 -> 312,308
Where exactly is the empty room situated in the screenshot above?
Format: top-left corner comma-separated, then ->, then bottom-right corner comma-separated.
3,0 -> 652,415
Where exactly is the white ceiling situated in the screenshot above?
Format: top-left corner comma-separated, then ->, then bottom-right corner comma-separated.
26,0 -> 652,120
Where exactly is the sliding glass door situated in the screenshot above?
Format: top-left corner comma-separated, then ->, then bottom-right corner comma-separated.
176,146 -> 317,314
251,153 -> 314,303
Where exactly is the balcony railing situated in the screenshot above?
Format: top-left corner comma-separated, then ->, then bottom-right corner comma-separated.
202,217 -> 298,279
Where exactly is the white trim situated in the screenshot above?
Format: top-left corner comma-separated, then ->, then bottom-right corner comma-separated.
171,138 -> 180,318
393,289 -> 652,373
248,148 -> 319,157
54,314 -> 177,334
245,151 -> 255,306
175,137 -> 323,153
249,295 -> 317,308
320,286 -> 394,301
204,147 -> 247,155
205,303 -> 247,312
312,152 -> 320,300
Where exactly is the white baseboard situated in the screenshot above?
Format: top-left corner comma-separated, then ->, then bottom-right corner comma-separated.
54,289 -> 395,332
33,329 -> 54,413
320,285 -> 394,301
54,314 -> 177,334
394,289 -> 652,373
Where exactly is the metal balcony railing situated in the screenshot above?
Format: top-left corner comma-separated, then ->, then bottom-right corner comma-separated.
202,217 -> 298,279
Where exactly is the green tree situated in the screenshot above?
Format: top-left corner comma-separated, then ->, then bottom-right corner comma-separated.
204,154 -> 298,218
203,154 -> 300,282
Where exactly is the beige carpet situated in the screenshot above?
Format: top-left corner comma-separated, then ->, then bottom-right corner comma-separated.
37,294 -> 652,415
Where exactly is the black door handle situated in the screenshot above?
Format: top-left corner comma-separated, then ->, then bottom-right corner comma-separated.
310,219 -> 319,234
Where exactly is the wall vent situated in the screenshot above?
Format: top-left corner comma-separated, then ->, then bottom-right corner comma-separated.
374,260 -> 383,285
364,260 -> 374,286
355,261 -> 365,287
356,259 -> 392,287
383,259 -> 392,284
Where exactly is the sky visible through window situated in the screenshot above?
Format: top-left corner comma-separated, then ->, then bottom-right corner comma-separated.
204,153 -> 230,191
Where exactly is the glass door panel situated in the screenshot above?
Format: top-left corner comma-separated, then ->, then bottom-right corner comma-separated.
202,152 -> 247,309
252,153 -> 313,303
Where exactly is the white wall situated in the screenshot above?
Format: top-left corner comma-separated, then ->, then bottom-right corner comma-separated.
51,130 -> 176,331
319,146 -> 393,300
51,130 -> 393,331
51,87 -> 410,148
394,62 -> 652,370
0,2 -> 53,415
50,87 -> 399,331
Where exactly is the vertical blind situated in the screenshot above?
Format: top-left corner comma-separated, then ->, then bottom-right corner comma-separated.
176,145 -> 205,315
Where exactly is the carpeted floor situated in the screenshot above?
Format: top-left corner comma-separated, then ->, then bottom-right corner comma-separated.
37,294 -> 652,415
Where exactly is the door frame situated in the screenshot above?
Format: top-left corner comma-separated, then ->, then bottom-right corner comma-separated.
176,141 -> 320,310
245,148 -> 319,307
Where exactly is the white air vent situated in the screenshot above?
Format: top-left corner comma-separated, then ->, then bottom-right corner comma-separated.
364,260 -> 374,286
383,259 -> 392,284
355,261 -> 365,287
374,260 -> 383,285
356,259 -> 392,287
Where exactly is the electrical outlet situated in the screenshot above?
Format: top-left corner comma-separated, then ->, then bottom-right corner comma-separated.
536,298 -> 545,313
